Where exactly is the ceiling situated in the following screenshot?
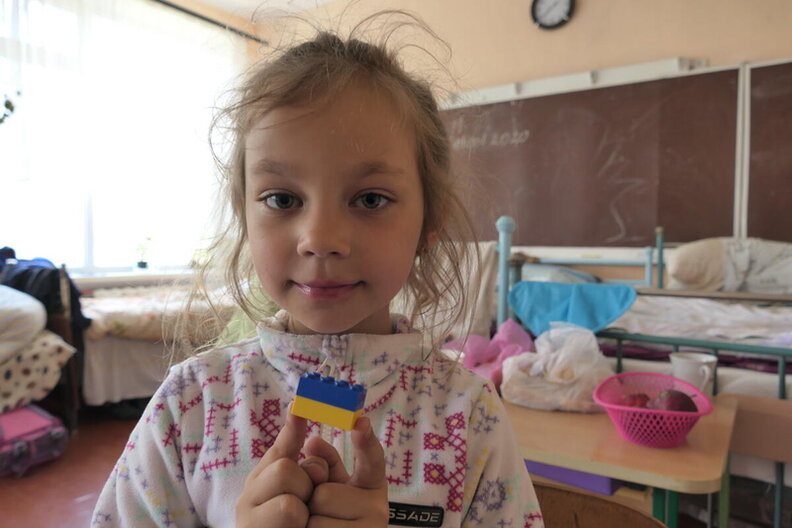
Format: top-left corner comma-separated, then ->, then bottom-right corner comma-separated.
197,0 -> 332,19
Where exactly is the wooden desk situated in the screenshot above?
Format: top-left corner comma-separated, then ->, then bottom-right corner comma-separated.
506,396 -> 738,525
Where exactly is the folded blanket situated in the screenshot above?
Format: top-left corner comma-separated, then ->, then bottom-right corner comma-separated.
444,319 -> 533,389
0,285 -> 46,363
509,281 -> 636,335
0,330 -> 76,413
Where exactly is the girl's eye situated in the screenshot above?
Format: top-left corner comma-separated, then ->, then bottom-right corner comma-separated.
353,193 -> 391,210
262,192 -> 301,210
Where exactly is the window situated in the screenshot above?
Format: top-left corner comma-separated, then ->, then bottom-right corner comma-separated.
1,0 -> 248,274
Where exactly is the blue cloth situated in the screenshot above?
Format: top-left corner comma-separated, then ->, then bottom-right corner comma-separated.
509,281 -> 637,335
0,246 -> 55,273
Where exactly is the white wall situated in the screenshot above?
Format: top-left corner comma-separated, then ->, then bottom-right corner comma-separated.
298,0 -> 792,92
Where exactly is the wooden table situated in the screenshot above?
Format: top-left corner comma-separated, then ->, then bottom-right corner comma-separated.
506,396 -> 738,527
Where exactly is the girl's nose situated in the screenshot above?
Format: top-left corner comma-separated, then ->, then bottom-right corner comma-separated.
296,209 -> 352,258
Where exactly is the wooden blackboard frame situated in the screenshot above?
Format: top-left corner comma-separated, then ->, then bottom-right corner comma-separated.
748,61 -> 792,242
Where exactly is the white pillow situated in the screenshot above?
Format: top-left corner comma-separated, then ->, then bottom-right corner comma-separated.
0,285 -> 47,363
667,238 -> 725,291
521,263 -> 599,284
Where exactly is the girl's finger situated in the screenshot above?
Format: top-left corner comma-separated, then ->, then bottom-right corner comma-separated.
348,416 -> 386,490
246,457 -> 314,505
248,492 -> 310,528
302,435 -> 351,483
299,454 -> 330,486
308,481 -> 388,522
305,514 -> 362,528
307,482 -> 358,520
249,403 -> 307,480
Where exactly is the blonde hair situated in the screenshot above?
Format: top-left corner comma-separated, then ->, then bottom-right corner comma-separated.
174,12 -> 479,358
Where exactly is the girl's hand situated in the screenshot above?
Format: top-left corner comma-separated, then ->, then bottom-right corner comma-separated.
303,417 -> 389,527
236,409 -> 326,528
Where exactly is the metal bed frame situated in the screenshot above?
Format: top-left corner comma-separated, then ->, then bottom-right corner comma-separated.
495,215 -> 791,528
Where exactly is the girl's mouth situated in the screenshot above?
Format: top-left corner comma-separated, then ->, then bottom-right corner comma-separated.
293,281 -> 362,300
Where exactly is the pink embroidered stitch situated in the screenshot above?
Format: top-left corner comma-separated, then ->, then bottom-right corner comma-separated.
386,448 -> 414,486
383,412 -> 417,448
423,412 -> 467,512
182,443 -> 202,454
249,398 -> 282,458
178,393 -> 203,415
287,352 -> 321,366
146,402 -> 165,423
524,511 -> 544,527
162,423 -> 181,448
206,398 -> 242,436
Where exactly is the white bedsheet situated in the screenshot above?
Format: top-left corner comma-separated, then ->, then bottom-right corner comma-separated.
668,237 -> 792,294
82,285 -> 237,342
610,296 -> 792,345
83,336 -> 170,406
722,238 -> 792,294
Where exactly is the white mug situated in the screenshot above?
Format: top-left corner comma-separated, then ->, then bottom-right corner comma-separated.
670,352 -> 717,396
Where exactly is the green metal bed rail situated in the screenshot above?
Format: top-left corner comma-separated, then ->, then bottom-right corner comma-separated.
597,329 -> 790,399
597,329 -> 790,528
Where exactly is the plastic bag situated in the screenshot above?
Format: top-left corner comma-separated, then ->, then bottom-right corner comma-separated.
501,323 -> 613,412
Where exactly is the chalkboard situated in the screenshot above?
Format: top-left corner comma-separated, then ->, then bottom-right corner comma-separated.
749,62 -> 792,242
443,70 -> 739,246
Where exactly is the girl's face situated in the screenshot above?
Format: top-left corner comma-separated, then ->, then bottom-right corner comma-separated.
244,83 -> 425,335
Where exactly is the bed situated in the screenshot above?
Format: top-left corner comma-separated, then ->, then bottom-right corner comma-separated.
494,216 -> 792,528
507,221 -> 792,299
664,235 -> 792,295
80,284 -> 238,406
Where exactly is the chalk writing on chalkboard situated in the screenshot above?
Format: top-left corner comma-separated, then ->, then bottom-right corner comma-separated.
447,113 -> 530,150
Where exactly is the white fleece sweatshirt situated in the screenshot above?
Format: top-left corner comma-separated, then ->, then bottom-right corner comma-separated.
91,312 -> 544,528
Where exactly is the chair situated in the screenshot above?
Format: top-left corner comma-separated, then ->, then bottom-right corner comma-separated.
726,394 -> 792,528
534,483 -> 667,527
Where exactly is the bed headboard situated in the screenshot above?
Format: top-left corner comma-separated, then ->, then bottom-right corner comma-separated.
495,216 -> 663,326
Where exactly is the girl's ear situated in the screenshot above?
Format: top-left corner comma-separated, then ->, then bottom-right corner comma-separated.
419,231 -> 439,254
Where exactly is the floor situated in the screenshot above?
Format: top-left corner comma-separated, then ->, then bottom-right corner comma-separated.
0,411 -> 137,527
0,409 -> 709,528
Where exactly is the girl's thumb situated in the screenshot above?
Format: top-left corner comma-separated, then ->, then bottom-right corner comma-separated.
349,416 -> 386,490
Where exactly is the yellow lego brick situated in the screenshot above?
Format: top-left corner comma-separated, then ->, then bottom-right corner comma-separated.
292,395 -> 363,430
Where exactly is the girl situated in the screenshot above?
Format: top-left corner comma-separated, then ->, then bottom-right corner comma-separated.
92,16 -> 544,528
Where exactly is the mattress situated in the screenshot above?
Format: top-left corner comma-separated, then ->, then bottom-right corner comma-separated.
610,295 -> 792,346
80,284 -> 237,405
82,336 -> 170,406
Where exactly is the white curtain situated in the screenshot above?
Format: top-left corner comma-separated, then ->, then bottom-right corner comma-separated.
0,0 -> 248,272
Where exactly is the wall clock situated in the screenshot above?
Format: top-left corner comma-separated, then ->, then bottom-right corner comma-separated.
531,0 -> 575,30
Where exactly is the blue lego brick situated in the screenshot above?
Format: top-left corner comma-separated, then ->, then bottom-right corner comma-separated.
295,372 -> 366,412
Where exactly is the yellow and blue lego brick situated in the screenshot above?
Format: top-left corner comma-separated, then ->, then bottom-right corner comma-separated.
292,396 -> 364,430
291,373 -> 367,430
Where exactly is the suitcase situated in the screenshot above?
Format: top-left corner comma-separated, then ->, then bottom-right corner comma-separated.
0,404 -> 68,477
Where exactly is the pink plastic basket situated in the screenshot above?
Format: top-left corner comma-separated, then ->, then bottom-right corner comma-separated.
593,372 -> 713,448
